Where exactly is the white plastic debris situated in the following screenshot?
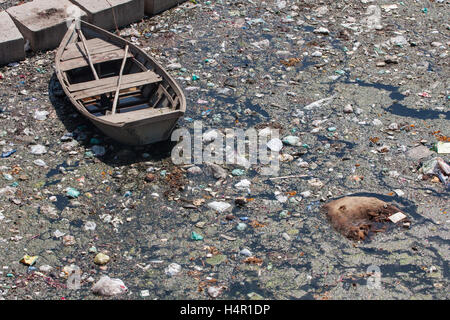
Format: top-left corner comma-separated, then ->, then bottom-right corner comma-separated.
33,159 -> 47,167
207,286 -> 222,298
304,95 -> 335,110
207,201 -> 231,213
235,179 -> 251,190
30,145 -> 47,155
140,290 -> 150,297
437,142 -> 450,154
267,138 -> 283,152
388,212 -> 407,223
53,230 -> 65,238
33,110 -> 49,121
282,136 -> 301,146
91,276 -> 128,296
84,221 -> 97,231
239,249 -> 252,257
164,263 -> 182,276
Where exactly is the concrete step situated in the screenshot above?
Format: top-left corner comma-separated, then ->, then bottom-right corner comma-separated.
6,0 -> 88,52
69,0 -> 144,31
1,0 -> 183,62
144,0 -> 186,15
0,11 -> 25,66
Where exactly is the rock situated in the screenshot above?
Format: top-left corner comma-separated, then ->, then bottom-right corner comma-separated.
406,145 -> 433,160
94,253 -> 110,265
91,276 -> 127,296
207,201 -> 231,213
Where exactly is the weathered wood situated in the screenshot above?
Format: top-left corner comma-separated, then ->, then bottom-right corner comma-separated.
65,37 -> 112,52
68,71 -> 160,92
62,39 -> 119,61
60,48 -> 133,71
159,83 -> 175,106
111,45 -> 129,115
77,29 -> 99,80
98,107 -> 176,123
73,73 -> 162,100
150,84 -> 165,108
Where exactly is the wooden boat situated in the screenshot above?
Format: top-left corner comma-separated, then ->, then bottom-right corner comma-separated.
55,21 -> 186,145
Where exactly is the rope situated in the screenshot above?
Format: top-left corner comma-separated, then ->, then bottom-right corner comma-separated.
105,0 -> 119,34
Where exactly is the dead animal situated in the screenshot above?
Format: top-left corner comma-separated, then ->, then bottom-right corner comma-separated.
321,196 -> 409,241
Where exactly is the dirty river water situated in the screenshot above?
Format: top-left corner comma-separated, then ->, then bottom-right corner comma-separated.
0,0 -> 449,300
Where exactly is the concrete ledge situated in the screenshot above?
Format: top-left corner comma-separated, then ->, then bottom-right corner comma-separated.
6,0 -> 88,52
70,0 -> 144,31
0,11 -> 25,65
144,0 -> 186,16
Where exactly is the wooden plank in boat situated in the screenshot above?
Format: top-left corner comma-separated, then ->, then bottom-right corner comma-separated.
64,38 -> 114,54
69,71 -> 160,92
60,49 -> 133,71
97,107 -> 175,123
73,73 -> 162,100
62,42 -> 119,61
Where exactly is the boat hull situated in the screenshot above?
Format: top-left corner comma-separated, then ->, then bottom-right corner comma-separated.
91,116 -> 179,145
